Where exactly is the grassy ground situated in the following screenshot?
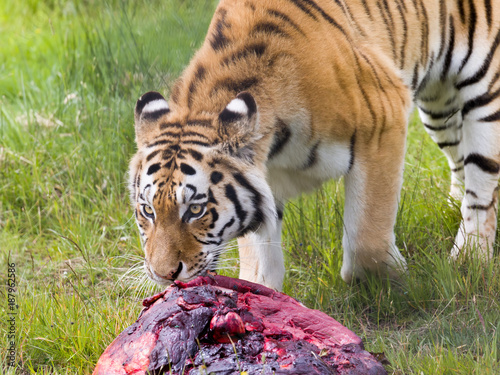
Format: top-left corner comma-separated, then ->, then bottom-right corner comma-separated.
1,0 -> 499,373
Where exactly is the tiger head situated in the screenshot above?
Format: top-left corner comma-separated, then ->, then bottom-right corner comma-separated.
128,91 -> 277,286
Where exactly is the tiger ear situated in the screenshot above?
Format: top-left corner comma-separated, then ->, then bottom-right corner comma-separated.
134,91 -> 170,147
217,92 -> 261,161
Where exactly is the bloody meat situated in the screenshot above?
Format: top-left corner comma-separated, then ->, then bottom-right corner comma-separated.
94,275 -> 387,374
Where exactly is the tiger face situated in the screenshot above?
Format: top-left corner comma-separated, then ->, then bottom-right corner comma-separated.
129,91 -> 277,286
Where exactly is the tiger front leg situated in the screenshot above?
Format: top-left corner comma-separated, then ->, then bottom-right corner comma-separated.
340,129 -> 408,284
237,218 -> 285,291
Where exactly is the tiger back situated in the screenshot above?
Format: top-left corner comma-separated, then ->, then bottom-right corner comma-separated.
129,0 -> 500,290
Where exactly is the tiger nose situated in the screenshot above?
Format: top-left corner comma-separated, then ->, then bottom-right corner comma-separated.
156,262 -> 183,280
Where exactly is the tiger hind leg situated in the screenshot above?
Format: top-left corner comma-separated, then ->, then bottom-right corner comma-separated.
418,82 -> 500,260
451,117 -> 500,260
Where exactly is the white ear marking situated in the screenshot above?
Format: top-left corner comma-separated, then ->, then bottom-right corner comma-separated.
226,98 -> 248,115
142,99 -> 169,114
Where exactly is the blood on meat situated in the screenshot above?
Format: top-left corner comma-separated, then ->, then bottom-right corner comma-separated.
94,275 -> 387,375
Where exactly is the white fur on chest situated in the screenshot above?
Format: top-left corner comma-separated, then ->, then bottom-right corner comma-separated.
267,133 -> 351,200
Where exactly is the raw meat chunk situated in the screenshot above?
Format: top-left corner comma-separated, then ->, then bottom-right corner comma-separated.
94,275 -> 386,374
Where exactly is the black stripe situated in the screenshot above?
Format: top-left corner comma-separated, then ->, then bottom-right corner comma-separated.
208,188 -> 217,204
352,54 -> 377,128
360,0 -> 372,19
462,87 -> 500,116
146,149 -> 162,162
268,119 -> 291,159
233,173 -> 262,206
418,0 -> 429,65
222,43 -> 267,66
209,207 -> 219,229
182,131 -> 210,140
484,0 -> 492,29
182,140 -> 211,147
464,153 -> 500,174
479,110 -> 500,122
186,119 -> 213,127
135,169 -> 141,190
357,51 -> 387,93
418,93 -> 440,103
301,0 -> 346,35
457,28 -> 500,89
180,163 -> 196,175
437,0 -> 447,59
170,82 -> 181,104
188,149 -> 203,161
457,0 -> 465,23
348,130 -> 356,172
468,199 -> 495,210
156,130 -> 181,140
146,139 -> 171,148
437,140 -> 461,148
212,77 -> 259,96
381,0 -> 394,27
184,184 -> 197,204
466,189 -> 478,198
287,0 -> 318,21
251,22 -> 289,38
159,122 -> 182,130
225,184 -> 247,231
411,64 -> 419,91
394,0 -> 407,69
441,16 -> 455,81
376,1 -> 396,61
210,8 -> 230,51
302,141 -> 320,169
266,9 -> 306,36
458,0 -> 477,72
217,217 -> 235,237
194,193 -> 206,200
451,156 -> 465,172
141,108 -> 169,121
147,163 -> 161,175
489,71 -> 500,90
193,235 -> 221,246
423,122 -> 457,131
187,65 -> 206,108
233,173 -> 264,234
418,106 -> 459,120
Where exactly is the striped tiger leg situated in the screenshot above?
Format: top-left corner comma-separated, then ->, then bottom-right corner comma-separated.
237,218 -> 285,291
417,89 -> 465,202
340,127 -> 407,283
450,119 -> 500,260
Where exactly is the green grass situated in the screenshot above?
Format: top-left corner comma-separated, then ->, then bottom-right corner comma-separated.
1,0 -> 499,374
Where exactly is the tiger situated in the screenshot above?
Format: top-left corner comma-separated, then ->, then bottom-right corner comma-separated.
128,0 -> 500,291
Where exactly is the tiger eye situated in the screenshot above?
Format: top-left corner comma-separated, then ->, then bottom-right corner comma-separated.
143,205 -> 154,215
190,204 -> 202,215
